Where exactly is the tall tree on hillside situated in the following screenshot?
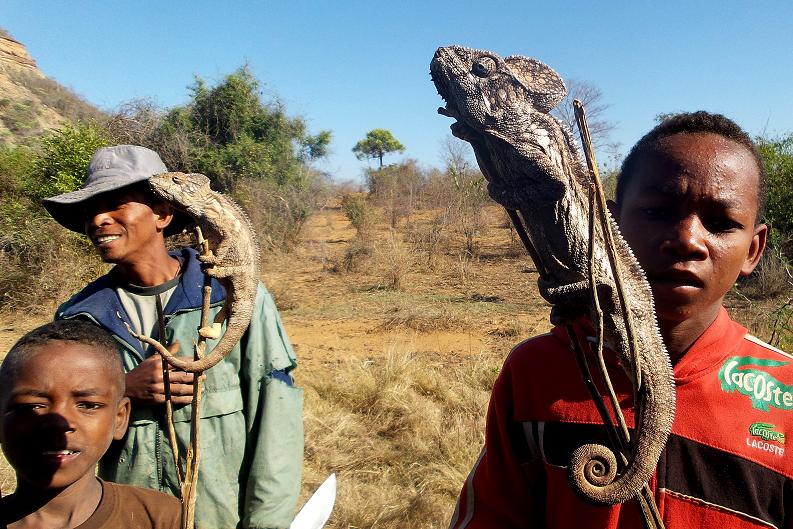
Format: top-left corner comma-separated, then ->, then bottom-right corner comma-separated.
353,128 -> 405,168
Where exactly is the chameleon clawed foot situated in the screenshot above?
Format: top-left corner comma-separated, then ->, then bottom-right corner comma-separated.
198,323 -> 222,340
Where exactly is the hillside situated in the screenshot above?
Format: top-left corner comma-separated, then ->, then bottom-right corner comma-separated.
0,28 -> 102,144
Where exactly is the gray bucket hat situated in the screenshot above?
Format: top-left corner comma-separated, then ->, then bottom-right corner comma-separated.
42,145 -> 191,236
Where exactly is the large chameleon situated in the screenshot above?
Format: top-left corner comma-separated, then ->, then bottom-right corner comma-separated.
124,172 -> 259,373
430,45 -> 675,506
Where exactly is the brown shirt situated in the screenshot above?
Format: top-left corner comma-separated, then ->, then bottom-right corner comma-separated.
77,479 -> 181,529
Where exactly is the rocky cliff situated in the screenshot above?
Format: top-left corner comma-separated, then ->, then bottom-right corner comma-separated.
0,28 -> 101,144
0,32 -> 37,70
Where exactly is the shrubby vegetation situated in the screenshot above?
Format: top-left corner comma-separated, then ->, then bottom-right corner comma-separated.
759,135 -> 793,243
0,66 -> 333,313
735,133 -> 793,346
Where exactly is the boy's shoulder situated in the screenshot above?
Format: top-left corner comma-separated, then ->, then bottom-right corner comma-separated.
85,479 -> 181,529
495,328 -> 610,421
741,332 -> 793,361
501,327 -> 582,381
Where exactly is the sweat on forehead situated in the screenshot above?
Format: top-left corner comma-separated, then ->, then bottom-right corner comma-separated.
616,111 -> 767,223
0,320 -> 125,400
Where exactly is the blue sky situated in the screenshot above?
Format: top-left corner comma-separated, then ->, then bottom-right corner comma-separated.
3,1 -> 792,181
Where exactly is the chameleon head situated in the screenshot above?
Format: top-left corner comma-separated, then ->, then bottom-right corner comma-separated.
430,45 -> 567,133
149,172 -> 212,207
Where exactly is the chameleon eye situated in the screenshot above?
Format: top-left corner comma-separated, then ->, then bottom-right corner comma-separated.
472,57 -> 497,78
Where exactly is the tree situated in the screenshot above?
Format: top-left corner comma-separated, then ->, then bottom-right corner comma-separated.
103,66 -> 333,250
551,79 -> 615,149
352,128 -> 405,168
758,134 -> 793,240
112,66 -> 332,194
31,122 -> 108,199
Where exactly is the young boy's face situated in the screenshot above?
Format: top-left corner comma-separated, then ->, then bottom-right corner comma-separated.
615,132 -> 767,328
0,342 -> 130,490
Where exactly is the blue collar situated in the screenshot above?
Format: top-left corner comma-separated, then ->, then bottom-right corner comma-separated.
58,248 -> 227,358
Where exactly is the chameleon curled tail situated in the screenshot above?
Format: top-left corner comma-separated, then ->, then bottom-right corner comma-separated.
567,327 -> 675,505
122,284 -> 253,374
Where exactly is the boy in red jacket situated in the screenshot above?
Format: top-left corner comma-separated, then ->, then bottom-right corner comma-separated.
449,112 -> 793,528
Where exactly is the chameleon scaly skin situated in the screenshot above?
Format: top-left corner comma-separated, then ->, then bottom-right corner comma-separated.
430,45 -> 675,506
132,172 -> 259,373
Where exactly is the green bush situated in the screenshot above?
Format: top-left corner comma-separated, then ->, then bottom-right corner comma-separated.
342,193 -> 377,242
0,122 -> 108,313
162,66 -> 331,193
29,122 -> 108,200
1,101 -> 39,136
759,134 -> 793,242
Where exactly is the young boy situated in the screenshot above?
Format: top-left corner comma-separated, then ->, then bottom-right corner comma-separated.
449,112 -> 793,528
0,319 -> 181,528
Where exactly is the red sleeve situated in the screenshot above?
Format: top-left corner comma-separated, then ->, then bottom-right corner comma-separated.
448,360 -> 546,529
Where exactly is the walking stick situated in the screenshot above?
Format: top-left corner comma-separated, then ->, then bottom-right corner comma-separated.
179,226 -> 212,529
573,101 -> 665,529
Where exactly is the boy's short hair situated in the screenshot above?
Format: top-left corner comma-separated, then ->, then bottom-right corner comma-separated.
616,111 -> 768,223
0,320 -> 124,402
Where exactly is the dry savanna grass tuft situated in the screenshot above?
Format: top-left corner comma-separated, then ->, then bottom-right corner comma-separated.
0,452 -> 13,494
300,347 -> 499,529
380,304 -> 472,333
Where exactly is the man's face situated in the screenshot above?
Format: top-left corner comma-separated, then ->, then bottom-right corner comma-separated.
0,342 -> 130,490
82,187 -> 172,265
615,132 -> 767,328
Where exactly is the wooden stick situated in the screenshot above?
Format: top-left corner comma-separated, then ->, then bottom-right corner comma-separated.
573,100 -> 665,529
573,100 -> 643,388
158,294 -> 183,487
180,227 -> 211,529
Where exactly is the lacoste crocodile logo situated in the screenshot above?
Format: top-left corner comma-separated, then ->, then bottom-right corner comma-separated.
719,356 -> 793,412
749,422 -> 785,444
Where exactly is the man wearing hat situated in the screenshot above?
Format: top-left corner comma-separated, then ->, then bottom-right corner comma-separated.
43,145 -> 304,529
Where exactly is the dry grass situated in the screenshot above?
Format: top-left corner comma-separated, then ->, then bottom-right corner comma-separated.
299,346 -> 499,529
380,304 -> 472,333
0,217 -> 109,316
0,455 -> 13,494
738,243 -> 792,300
372,234 -> 418,291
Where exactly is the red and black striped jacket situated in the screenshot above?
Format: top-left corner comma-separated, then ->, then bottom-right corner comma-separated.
450,307 -> 793,529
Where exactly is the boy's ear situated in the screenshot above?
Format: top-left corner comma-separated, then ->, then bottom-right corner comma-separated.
152,202 -> 175,233
740,223 -> 769,277
113,396 -> 131,441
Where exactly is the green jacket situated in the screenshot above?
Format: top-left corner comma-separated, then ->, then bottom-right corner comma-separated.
56,248 -> 304,529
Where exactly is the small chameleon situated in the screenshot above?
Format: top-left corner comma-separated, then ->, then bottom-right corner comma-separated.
125,172 -> 259,373
430,45 -> 675,506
